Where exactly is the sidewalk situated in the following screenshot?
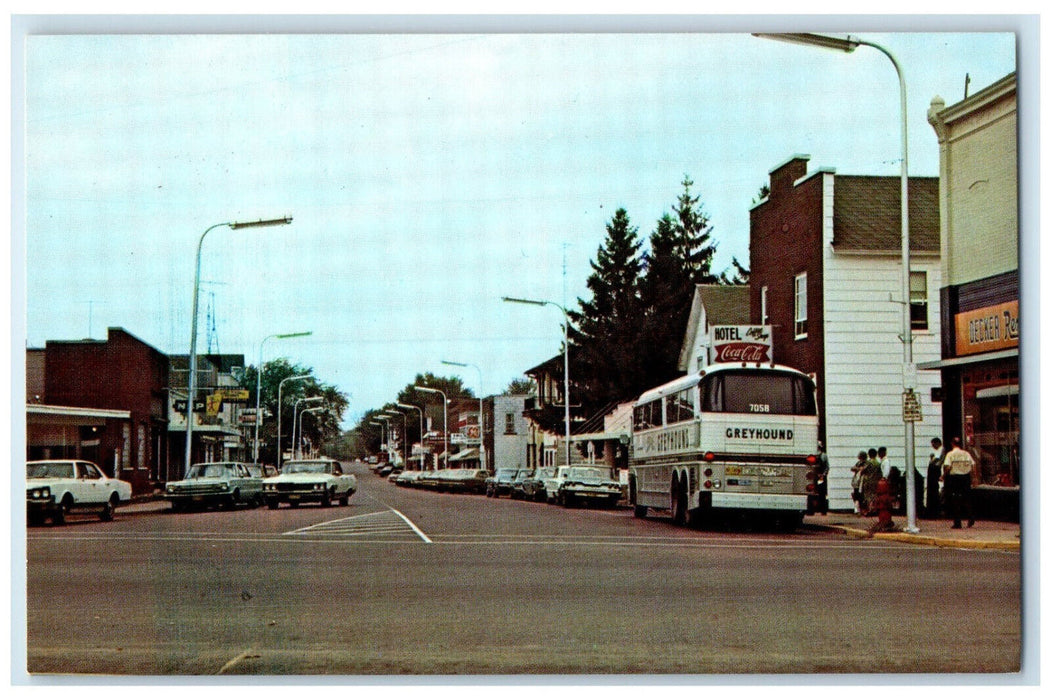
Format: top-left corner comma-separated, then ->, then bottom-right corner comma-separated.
804,511 -> 1021,551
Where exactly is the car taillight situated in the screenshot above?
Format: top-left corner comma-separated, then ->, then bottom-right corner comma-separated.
805,454 -> 818,465
703,468 -> 713,477
703,452 -> 716,462
805,483 -> 816,492
806,470 -> 816,480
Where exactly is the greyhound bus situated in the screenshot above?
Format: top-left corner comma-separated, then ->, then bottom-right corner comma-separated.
628,362 -> 820,529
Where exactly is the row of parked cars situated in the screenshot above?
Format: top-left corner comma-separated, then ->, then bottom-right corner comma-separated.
379,463 -> 625,508
165,458 -> 357,511
26,457 -> 357,526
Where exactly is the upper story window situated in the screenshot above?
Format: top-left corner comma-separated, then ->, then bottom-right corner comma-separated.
910,270 -> 929,330
504,412 -> 517,435
794,273 -> 808,339
760,285 -> 769,325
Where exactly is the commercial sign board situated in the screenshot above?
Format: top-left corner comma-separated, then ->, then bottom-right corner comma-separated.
954,301 -> 1019,356
216,388 -> 250,403
709,325 -> 773,364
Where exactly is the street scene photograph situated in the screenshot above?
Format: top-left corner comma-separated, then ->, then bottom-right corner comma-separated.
11,14 -> 1034,685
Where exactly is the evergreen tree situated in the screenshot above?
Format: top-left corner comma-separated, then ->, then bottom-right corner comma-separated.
638,177 -> 720,390
568,207 -> 644,413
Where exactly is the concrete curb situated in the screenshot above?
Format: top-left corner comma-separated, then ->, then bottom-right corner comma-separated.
808,523 -> 1020,551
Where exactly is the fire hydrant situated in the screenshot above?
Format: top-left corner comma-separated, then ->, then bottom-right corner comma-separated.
867,478 -> 896,534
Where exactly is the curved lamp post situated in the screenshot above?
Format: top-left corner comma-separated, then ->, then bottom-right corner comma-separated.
414,385 -> 448,469
753,32 -> 917,534
502,296 -> 571,468
184,216 -> 292,476
276,374 -> 310,470
383,410 -> 408,467
397,402 -> 426,470
442,359 -> 487,471
254,331 -> 312,462
291,396 -> 324,462
368,420 -> 387,462
376,415 -> 393,464
298,406 -> 326,459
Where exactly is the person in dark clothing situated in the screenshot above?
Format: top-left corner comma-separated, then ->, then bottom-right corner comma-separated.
925,437 -> 943,519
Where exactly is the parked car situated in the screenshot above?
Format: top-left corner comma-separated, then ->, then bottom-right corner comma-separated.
387,468 -> 404,483
415,470 -> 445,490
556,465 -> 623,508
164,461 -> 264,512
440,469 -> 491,494
520,466 -> 557,502
509,469 -> 534,499
247,463 -> 280,479
26,460 -> 132,525
263,458 -> 357,508
485,468 -> 521,498
394,470 -> 425,487
542,465 -> 574,504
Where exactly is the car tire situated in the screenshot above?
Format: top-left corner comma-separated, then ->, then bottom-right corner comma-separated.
321,489 -> 333,508
266,499 -> 279,510
99,494 -> 117,521
339,491 -> 349,506
53,494 -> 73,525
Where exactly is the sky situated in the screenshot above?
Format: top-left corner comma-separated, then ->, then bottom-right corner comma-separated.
14,18 -> 1022,430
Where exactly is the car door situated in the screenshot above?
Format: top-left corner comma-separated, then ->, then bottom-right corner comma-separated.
76,462 -> 103,504
330,461 -> 349,494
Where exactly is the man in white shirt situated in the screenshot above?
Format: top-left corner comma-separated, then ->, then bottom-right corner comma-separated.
942,437 -> 976,529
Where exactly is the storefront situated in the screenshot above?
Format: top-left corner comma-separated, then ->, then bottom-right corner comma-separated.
920,273 -> 1019,519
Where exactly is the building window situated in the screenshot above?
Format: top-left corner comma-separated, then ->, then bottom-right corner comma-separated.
504,412 -> 517,435
794,273 -> 808,338
761,285 -> 769,325
910,270 -> 929,330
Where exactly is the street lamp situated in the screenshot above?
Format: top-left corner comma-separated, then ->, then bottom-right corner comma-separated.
397,402 -> 426,470
254,331 -> 312,462
184,215 -> 292,476
442,359 -> 487,471
298,406 -> 326,459
369,420 -> 387,461
291,396 -> 324,462
414,385 -> 448,470
276,374 -> 310,470
753,32 -> 918,534
502,296 -> 572,468
376,415 -> 394,464
383,410 -> 408,467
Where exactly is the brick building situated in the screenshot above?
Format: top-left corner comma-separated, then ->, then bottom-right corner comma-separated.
749,155 -> 943,510
36,327 -> 169,494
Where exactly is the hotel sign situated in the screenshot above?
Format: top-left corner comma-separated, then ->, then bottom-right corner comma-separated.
955,301 -> 1019,356
710,325 -> 773,364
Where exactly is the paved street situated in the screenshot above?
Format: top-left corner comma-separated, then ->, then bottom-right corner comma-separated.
25,461 -> 1021,677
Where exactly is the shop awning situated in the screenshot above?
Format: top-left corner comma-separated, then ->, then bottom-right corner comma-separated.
916,348 -> 1018,370
976,384 -> 1019,400
449,448 -> 478,462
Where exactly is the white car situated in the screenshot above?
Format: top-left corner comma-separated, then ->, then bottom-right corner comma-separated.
164,462 -> 264,512
26,460 -> 132,525
263,458 -> 357,508
556,465 -> 624,508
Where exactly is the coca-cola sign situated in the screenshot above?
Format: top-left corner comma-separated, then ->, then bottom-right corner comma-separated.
709,325 -> 773,364
714,342 -> 771,363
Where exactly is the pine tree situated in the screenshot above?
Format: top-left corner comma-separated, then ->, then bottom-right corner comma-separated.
568,208 -> 645,413
638,177 -> 720,390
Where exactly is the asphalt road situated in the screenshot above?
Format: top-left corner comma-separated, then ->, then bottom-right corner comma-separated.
24,461 -> 1021,677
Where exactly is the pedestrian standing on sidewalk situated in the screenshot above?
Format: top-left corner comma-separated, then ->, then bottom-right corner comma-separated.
943,437 -> 976,529
861,448 -> 882,516
850,450 -> 867,514
813,442 -> 829,515
925,437 -> 944,519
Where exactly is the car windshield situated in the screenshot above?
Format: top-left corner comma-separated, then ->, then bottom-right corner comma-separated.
27,462 -> 74,479
566,467 -> 607,480
284,461 -> 330,475
186,464 -> 235,479
495,469 -> 517,480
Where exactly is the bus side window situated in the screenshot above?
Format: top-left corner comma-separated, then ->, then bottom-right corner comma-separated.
702,376 -> 724,413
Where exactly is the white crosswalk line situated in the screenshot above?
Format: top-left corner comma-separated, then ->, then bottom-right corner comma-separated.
284,509 -> 428,541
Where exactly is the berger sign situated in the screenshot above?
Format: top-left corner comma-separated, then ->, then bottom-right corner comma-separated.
710,325 -> 773,364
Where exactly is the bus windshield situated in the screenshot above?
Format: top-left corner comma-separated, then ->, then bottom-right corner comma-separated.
700,370 -> 816,416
